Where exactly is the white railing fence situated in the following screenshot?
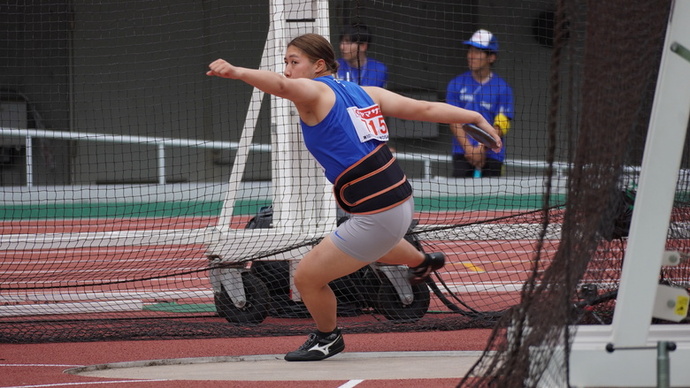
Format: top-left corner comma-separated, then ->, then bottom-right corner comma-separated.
1,127 -> 583,187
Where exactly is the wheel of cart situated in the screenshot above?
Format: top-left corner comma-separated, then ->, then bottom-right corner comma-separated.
210,263 -> 271,325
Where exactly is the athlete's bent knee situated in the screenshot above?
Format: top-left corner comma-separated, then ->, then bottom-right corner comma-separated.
292,265 -> 327,294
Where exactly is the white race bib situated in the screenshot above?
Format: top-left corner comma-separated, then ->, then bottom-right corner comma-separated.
347,104 -> 389,143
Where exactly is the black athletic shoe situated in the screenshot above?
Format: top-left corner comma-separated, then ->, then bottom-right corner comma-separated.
284,329 -> 345,361
408,252 -> 445,285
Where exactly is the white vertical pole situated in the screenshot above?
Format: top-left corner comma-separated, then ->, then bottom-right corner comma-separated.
311,0 -> 335,233
25,135 -> 32,188
270,0 -> 334,234
268,0 -> 294,233
214,0 -> 334,234
157,144 -> 165,185
610,0 -> 690,346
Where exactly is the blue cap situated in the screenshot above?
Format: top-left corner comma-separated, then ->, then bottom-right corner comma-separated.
463,29 -> 499,52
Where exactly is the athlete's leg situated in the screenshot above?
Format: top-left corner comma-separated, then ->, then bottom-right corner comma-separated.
377,235 -> 445,284
377,238 -> 425,266
293,235 -> 369,333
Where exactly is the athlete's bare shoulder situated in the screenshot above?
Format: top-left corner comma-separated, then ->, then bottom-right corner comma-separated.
362,86 -> 388,105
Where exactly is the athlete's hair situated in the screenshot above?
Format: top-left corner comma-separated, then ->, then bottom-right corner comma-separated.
288,33 -> 339,74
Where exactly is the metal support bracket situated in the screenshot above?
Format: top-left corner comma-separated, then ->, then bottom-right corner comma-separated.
377,265 -> 414,305
208,256 -> 247,309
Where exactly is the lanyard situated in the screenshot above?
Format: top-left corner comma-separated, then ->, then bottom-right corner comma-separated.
345,65 -> 366,85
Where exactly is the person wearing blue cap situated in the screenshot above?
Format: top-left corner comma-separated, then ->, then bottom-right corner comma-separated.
446,29 -> 514,178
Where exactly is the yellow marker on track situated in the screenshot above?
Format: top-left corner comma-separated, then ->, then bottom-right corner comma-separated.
461,262 -> 485,273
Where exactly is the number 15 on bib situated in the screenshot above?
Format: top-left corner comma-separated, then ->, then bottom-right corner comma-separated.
347,105 -> 389,143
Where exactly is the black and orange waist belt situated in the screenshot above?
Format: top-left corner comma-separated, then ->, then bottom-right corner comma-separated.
333,144 -> 412,215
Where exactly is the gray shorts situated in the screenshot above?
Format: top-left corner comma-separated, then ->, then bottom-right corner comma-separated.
330,197 -> 415,263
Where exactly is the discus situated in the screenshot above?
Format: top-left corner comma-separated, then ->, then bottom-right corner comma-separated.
462,123 -> 500,149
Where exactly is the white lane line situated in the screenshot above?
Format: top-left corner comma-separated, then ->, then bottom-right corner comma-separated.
338,380 -> 364,388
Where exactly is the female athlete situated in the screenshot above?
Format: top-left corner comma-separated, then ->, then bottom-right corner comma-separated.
207,33 -> 501,362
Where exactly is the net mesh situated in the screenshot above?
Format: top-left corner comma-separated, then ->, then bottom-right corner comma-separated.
458,0 -> 690,386
0,5 -> 688,387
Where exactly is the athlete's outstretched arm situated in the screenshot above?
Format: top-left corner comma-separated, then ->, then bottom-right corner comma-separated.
207,59 -> 321,106
365,87 -> 502,151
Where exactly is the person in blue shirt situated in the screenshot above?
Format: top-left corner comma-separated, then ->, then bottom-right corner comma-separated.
446,29 -> 514,178
337,24 -> 388,87
208,33 -> 500,362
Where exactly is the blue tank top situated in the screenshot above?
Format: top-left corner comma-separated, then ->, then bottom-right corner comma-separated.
300,76 -> 387,183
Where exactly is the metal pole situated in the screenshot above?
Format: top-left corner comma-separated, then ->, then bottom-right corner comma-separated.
611,0 -> 690,346
657,341 -> 676,388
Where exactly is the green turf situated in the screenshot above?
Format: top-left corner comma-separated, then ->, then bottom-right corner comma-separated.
0,199 -> 271,220
0,194 -> 565,220
415,194 -> 563,211
143,302 -> 216,313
